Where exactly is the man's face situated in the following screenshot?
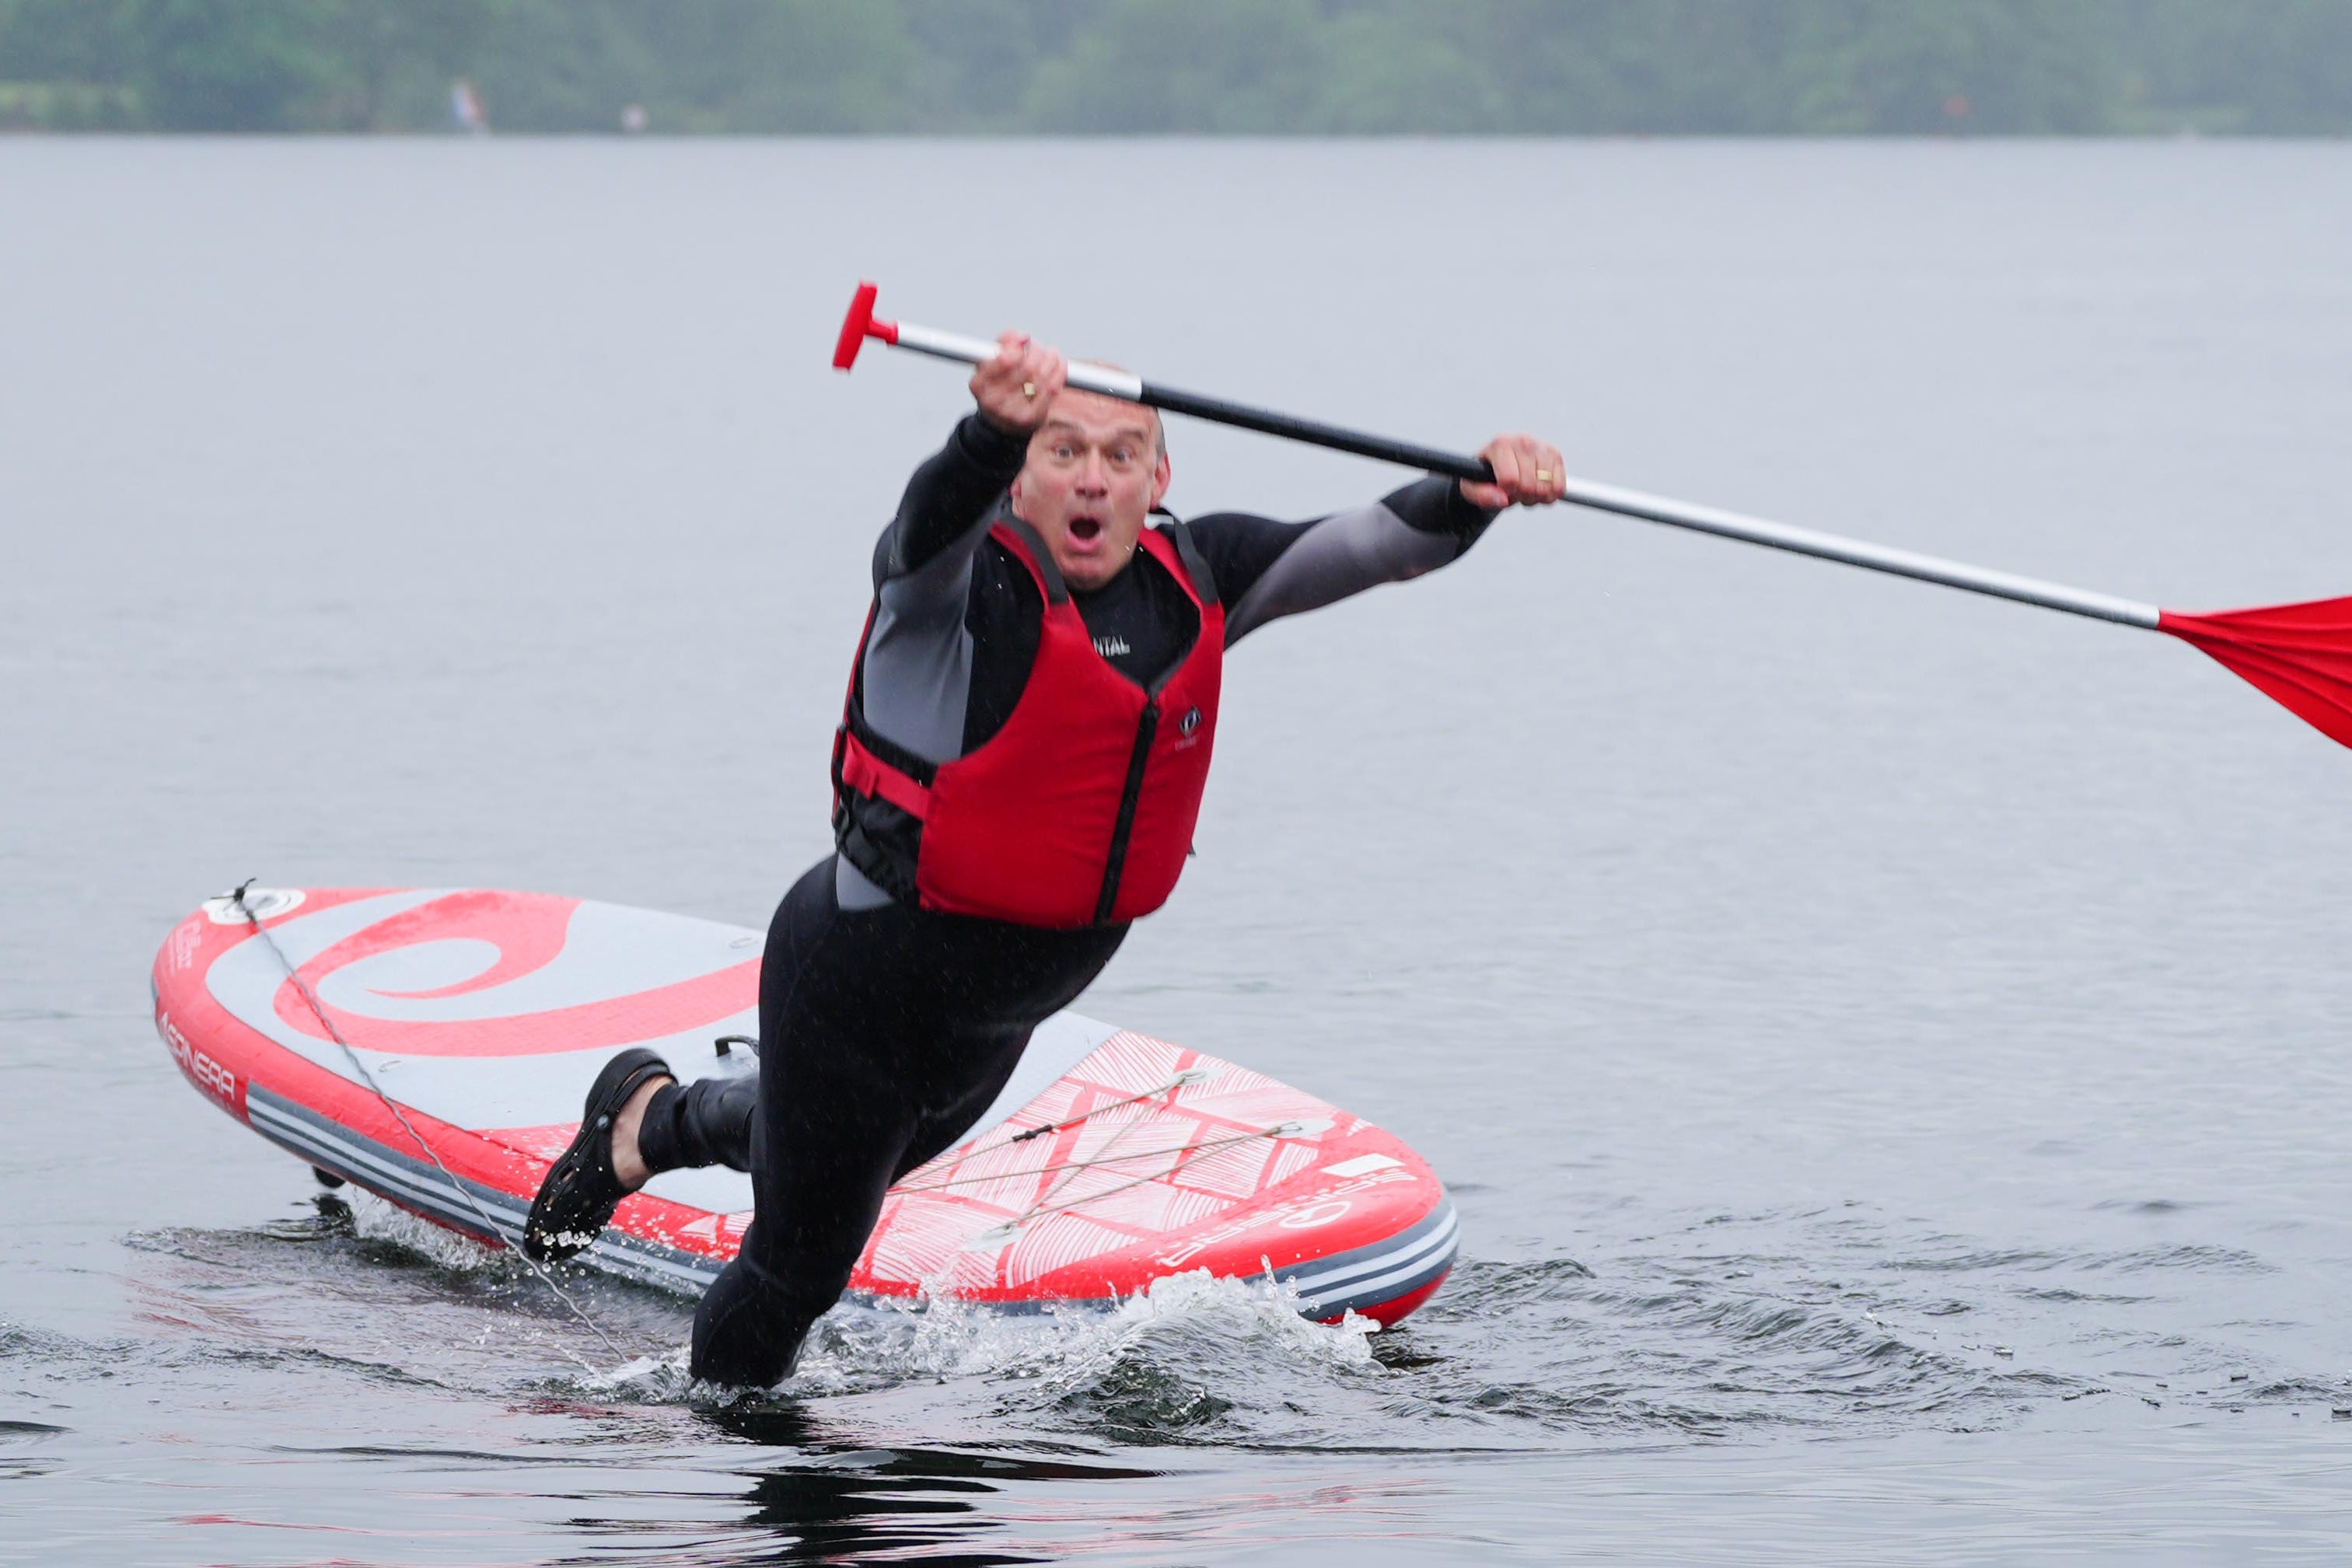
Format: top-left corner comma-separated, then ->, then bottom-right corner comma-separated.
1009,389 -> 1170,593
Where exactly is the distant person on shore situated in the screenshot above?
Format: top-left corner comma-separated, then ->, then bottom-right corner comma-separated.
450,79 -> 487,134
524,333 -> 1566,1385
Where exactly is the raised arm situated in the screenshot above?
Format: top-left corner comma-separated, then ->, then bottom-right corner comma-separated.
872,414 -> 1030,588
871,332 -> 1071,595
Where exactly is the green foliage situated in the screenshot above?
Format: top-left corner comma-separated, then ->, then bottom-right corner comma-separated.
2119,0 -> 2352,132
124,1 -> 341,131
0,0 -> 2344,134
1782,0 -> 2117,134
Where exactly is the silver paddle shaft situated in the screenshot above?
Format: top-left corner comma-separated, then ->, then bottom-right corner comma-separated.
1559,476 -> 2162,629
889,322 -> 1145,399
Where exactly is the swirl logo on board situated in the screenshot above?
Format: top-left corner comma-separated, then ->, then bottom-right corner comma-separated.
239,890 -> 759,1059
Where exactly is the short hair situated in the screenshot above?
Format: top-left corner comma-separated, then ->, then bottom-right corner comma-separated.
1076,361 -> 1165,457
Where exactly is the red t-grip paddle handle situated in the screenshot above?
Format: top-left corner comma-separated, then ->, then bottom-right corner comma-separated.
831,281 -> 898,370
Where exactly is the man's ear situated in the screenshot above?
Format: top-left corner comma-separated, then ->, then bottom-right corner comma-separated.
1008,473 -> 1026,518
1150,451 -> 1173,509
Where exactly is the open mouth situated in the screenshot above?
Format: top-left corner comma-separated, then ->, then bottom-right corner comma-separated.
1068,516 -> 1104,543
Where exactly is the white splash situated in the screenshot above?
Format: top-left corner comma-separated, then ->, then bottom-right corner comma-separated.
791,1266 -> 1382,1396
346,1191 -> 509,1273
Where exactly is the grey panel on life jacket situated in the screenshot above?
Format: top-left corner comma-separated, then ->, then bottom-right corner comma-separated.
839,501 -> 1000,911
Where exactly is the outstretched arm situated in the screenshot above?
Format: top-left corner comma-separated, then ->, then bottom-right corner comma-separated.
1204,431 -> 1565,645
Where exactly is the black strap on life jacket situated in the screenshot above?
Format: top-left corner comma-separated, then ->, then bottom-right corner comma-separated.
1161,515 -> 1218,606
997,515 -> 1068,606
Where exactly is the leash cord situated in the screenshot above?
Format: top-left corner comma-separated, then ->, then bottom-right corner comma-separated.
229,880 -> 631,1366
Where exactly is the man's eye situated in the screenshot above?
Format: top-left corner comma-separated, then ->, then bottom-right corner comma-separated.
1052,445 -> 1077,460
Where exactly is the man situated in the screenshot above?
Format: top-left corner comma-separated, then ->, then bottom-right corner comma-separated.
524,331 -> 1566,1385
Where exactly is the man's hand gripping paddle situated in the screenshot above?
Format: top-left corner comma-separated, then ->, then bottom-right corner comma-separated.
834,280 -> 2352,753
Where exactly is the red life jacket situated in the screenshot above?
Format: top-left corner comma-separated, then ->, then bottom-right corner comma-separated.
832,516 -> 1224,928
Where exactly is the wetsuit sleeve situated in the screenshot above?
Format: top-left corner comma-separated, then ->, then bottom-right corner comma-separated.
840,415 -> 1034,913
1193,476 -> 1501,646
871,414 -> 1033,590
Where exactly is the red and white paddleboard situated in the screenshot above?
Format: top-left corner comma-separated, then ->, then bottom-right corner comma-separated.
150,886 -> 1456,1326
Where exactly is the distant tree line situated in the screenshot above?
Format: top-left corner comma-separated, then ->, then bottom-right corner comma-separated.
2,0 -> 2348,134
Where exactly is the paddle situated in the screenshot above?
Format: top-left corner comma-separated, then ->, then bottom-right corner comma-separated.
832,281 -> 2352,753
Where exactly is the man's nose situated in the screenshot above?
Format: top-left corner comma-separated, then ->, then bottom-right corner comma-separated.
1075,451 -> 1110,493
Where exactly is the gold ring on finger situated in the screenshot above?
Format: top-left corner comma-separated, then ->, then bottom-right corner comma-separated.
1022,381 -> 1037,399
1535,469 -> 1553,483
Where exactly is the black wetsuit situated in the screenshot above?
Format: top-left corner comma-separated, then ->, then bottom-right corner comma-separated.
637,414 -> 1495,1386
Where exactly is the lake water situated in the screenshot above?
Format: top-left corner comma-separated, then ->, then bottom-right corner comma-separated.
5,138 -> 2351,1563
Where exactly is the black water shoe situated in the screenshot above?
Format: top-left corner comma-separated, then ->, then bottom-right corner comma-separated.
523,1047 -> 673,1262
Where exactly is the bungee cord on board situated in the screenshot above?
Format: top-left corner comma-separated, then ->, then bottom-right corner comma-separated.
895,1123 -> 1302,1199
893,1063 -> 1260,1241
228,879 -> 631,1367
1005,1123 -> 1305,1234
1004,1067 -> 1211,1144
951,1126 -> 1306,1250
904,1088 -> 1311,1245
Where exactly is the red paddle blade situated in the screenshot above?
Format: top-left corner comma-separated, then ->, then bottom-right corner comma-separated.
2158,596 -> 2352,749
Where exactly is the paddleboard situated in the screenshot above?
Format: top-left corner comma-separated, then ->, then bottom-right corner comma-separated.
150,886 -> 1457,1325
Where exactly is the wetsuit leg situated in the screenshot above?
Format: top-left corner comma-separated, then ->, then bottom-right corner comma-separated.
636,1074 -> 759,1174
687,857 -> 1124,1387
